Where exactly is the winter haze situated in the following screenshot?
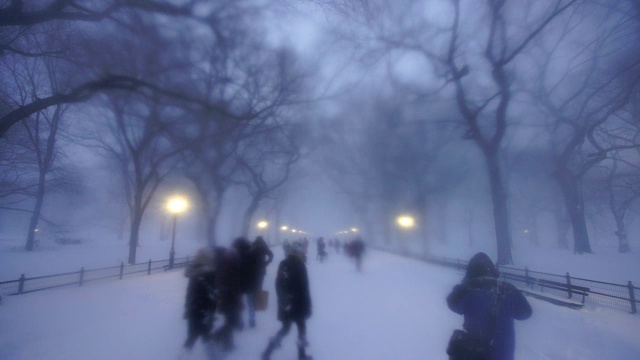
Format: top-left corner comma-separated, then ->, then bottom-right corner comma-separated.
0,1 -> 639,359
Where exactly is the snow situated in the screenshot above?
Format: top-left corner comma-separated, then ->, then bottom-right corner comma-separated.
1,248 -> 639,359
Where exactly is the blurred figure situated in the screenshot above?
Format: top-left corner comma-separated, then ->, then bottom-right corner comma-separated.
262,241 -> 313,360
210,245 -> 243,351
446,252 -> 532,360
247,236 -> 274,327
349,238 -> 365,271
182,248 -> 217,350
334,239 -> 341,254
232,237 -> 254,330
316,237 -> 327,263
283,239 -> 291,256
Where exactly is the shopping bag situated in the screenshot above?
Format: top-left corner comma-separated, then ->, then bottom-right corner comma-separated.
255,290 -> 269,311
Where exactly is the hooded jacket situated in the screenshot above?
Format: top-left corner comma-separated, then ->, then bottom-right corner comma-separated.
447,253 -> 532,360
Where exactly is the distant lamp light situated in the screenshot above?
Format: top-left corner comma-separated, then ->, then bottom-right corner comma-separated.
281,226 -> 288,231
292,229 -> 297,233
34,228 -> 39,232
257,221 -> 269,229
524,229 -> 529,234
397,215 -> 416,229
351,228 -> 358,233
166,196 -> 189,215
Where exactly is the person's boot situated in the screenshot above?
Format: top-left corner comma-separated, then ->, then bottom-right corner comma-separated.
297,346 -> 313,360
297,337 -> 312,359
261,337 -> 281,360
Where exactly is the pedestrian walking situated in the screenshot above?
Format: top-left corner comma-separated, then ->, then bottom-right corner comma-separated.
247,236 -> 274,327
262,241 -> 313,360
446,252 -> 532,360
349,238 -> 365,271
210,245 -> 243,352
182,248 -> 217,350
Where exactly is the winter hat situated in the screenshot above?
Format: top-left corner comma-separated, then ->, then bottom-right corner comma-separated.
186,247 -> 215,277
232,237 -> 251,254
290,240 -> 306,256
465,252 -> 498,279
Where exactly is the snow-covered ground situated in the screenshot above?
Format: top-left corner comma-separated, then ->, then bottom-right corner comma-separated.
1,249 -> 638,359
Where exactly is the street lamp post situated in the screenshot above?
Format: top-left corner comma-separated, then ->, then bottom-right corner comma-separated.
166,195 -> 189,268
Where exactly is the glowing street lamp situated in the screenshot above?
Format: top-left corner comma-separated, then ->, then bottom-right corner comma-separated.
281,225 -> 289,231
396,215 -> 416,229
351,228 -> 358,233
166,195 -> 189,268
291,229 -> 297,233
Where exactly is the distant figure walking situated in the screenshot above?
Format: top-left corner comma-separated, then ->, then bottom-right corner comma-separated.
349,238 -> 365,271
262,241 -> 313,360
316,237 -> 327,263
182,248 -> 217,350
247,236 -> 274,327
446,252 -> 532,360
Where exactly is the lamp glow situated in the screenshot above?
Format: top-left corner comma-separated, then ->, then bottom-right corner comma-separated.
257,221 -> 269,229
166,196 -> 189,214
397,215 -> 416,229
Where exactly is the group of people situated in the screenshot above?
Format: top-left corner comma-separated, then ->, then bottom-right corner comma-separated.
313,237 -> 366,271
183,233 -> 531,360
182,236 -> 313,360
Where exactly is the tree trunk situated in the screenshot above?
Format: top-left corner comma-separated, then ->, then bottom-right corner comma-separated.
556,169 -> 593,254
553,199 -> 570,249
483,148 -> 513,265
613,212 -> 630,253
205,189 -> 224,247
241,197 -> 260,238
25,181 -> 46,251
127,211 -> 143,264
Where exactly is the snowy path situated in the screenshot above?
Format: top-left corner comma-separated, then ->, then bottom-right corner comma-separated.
0,249 -> 638,359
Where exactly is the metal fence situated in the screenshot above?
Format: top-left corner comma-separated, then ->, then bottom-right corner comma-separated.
372,246 -> 639,315
0,256 -> 192,297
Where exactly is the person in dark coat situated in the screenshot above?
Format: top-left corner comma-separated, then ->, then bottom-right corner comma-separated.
316,237 -> 327,263
247,236 -> 274,327
182,248 -> 217,350
350,238 -> 365,271
446,252 -> 532,360
210,245 -> 243,351
262,240 -> 313,360
231,237 -> 255,329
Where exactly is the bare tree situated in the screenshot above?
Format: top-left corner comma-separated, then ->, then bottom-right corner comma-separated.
0,0 -> 257,138
236,121 -> 305,237
529,0 -> 640,253
318,0 -> 578,263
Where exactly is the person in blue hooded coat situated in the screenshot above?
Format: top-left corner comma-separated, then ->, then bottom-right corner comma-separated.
446,252 -> 532,360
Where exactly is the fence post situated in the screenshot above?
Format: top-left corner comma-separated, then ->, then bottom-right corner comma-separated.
628,281 -> 637,314
79,267 -> 85,287
119,262 -> 124,280
525,267 -> 530,287
148,259 -> 152,275
566,272 -> 572,299
18,274 -> 25,294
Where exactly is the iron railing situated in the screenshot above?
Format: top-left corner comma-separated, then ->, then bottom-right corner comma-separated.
372,245 -> 639,314
0,256 -> 192,297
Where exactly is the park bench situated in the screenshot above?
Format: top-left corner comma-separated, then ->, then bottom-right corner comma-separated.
501,272 -> 589,309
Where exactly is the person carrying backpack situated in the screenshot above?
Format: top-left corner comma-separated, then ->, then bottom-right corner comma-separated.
446,252 -> 532,360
